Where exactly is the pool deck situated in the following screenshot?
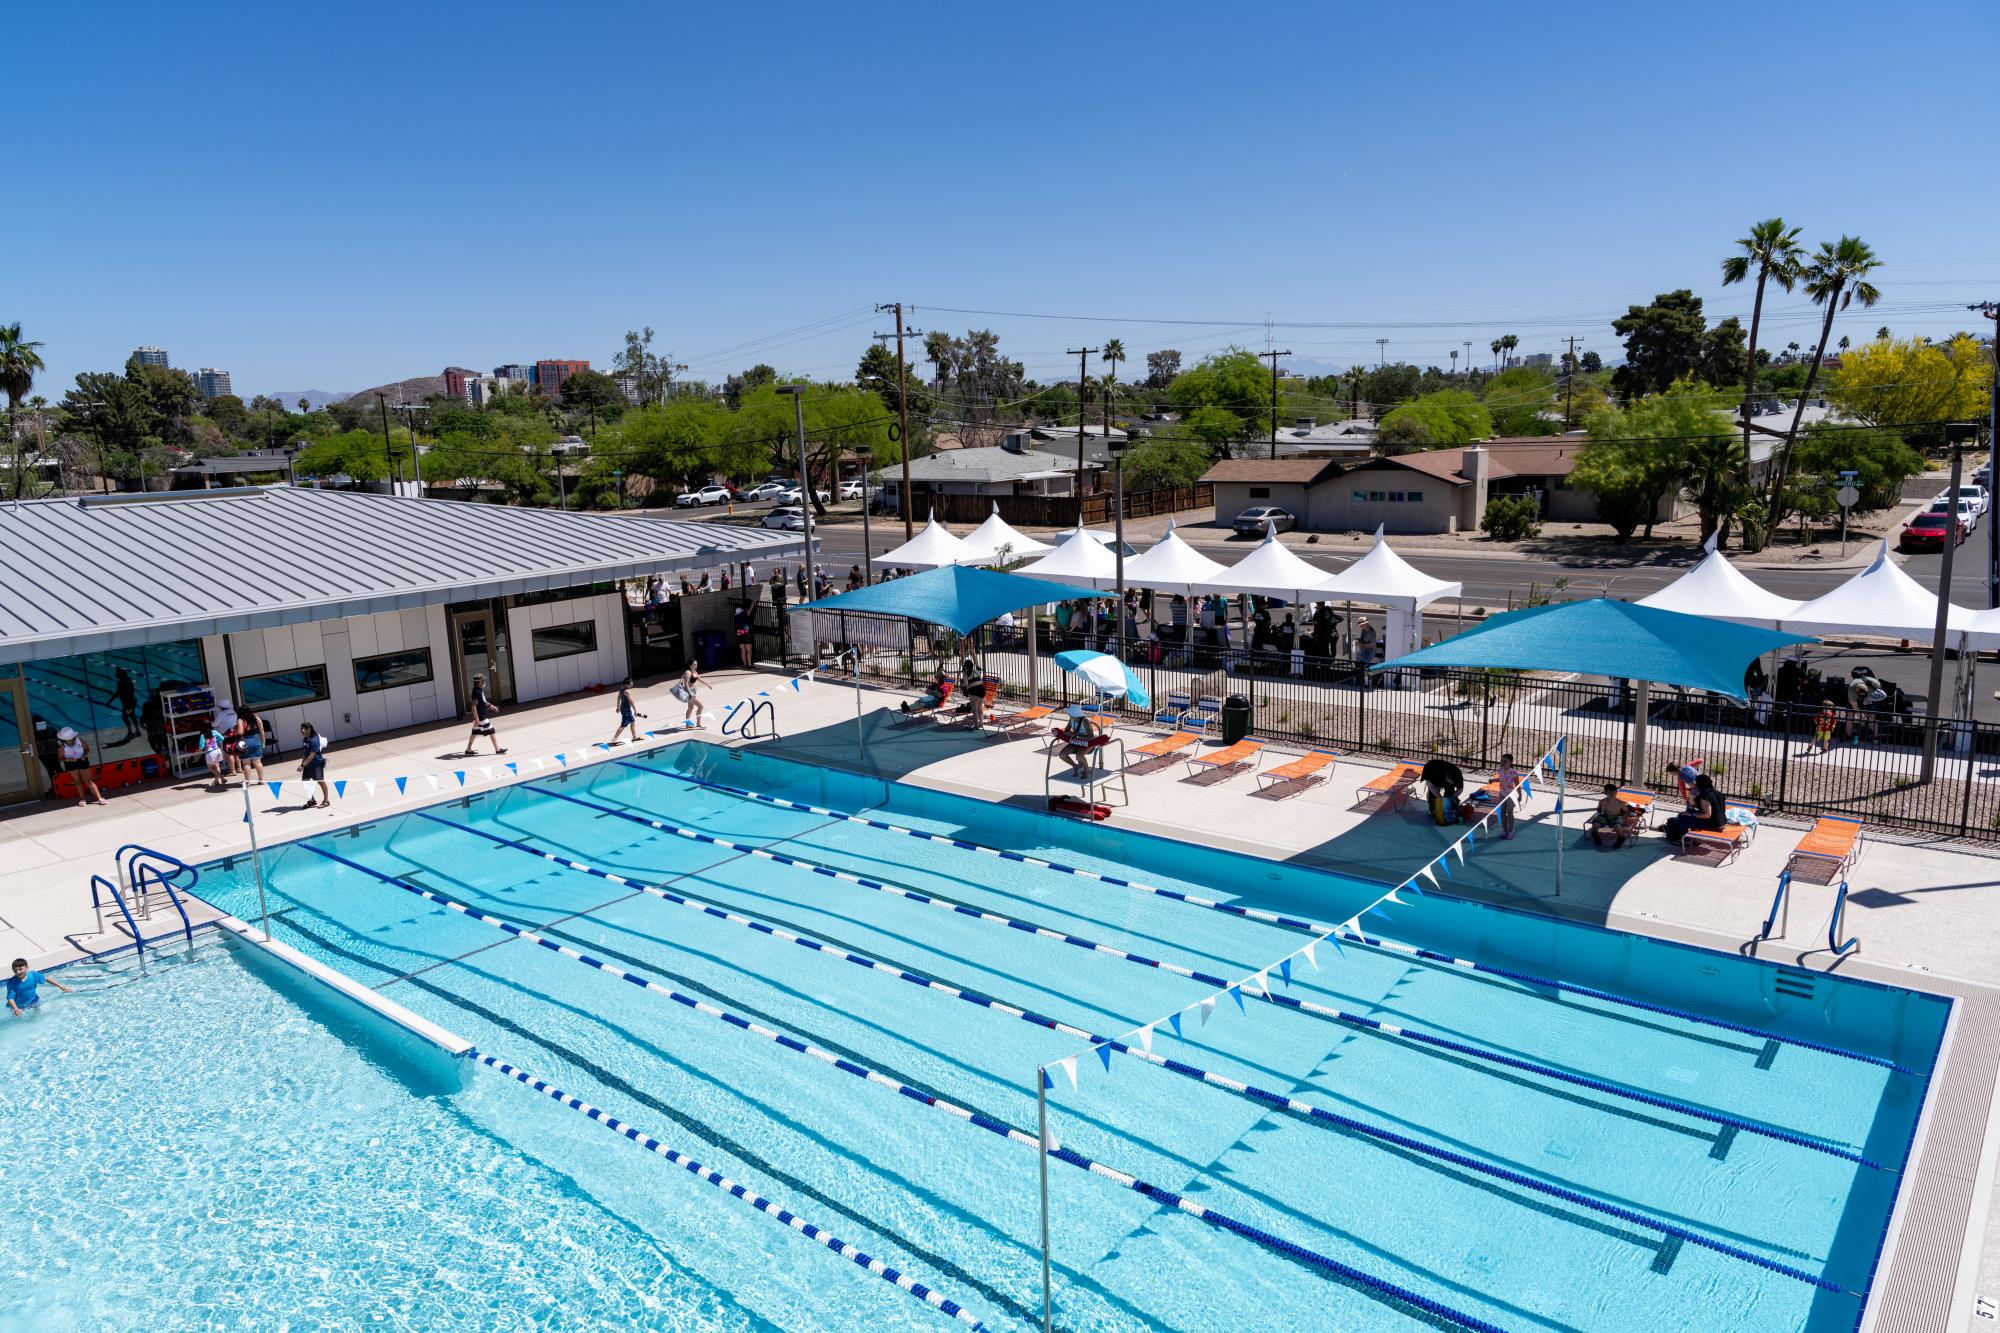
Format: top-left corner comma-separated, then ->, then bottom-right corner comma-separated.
7,664 -> 2000,1328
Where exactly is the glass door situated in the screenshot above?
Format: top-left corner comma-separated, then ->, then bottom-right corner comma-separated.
451,610 -> 515,715
0,679 -> 40,805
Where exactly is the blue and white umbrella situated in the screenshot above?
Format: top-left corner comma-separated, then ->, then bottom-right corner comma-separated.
1053,650 -> 1151,710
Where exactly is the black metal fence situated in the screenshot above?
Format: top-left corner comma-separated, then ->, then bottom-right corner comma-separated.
774,611 -> 2000,841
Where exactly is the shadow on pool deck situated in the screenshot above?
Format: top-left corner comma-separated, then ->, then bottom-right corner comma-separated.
740,709 -> 1030,781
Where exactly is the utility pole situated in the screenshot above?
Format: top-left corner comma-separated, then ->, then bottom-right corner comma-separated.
1561,335 -> 1583,430
1375,338 -> 1389,368
375,393 -> 398,491
1973,302 -> 1999,608
1262,348 -> 1293,459
874,304 -> 920,539
1463,341 -> 1474,379
1067,346 -> 1098,522
1921,422 -> 1977,782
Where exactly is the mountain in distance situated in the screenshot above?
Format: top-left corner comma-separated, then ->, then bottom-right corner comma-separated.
339,374 -> 449,405
265,389 -> 347,410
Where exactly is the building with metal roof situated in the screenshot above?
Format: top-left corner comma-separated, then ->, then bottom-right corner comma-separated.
0,487 -> 806,804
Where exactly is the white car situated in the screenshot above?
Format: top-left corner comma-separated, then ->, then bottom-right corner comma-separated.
762,506 -> 807,531
742,482 -> 789,502
778,486 -> 830,505
675,485 -> 732,507
1948,484 -> 1989,518
838,479 -> 865,500
1927,497 -> 1979,532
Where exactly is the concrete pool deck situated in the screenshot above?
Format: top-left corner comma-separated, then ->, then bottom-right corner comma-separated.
6,664 -> 1999,1328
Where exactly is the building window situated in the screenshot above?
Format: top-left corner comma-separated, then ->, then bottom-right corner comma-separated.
1249,487 -> 1271,499
1352,491 -> 1366,503
352,648 -> 433,694
531,621 -> 598,661
239,665 -> 330,710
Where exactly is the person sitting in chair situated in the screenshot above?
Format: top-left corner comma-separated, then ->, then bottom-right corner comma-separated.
1055,704 -> 1097,778
1419,758 -> 1465,826
1662,773 -> 1726,843
1587,783 -> 1641,848
901,667 -> 954,714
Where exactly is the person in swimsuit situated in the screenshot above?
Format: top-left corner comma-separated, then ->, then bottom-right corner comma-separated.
608,678 -> 646,746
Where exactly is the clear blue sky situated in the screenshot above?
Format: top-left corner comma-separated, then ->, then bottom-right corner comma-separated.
12,1 -> 1998,399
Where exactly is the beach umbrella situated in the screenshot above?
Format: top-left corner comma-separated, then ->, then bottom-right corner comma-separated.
1054,649 -> 1151,710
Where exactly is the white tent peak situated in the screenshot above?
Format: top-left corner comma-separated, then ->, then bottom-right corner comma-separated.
1015,525 -> 1117,588
1786,539 -> 1979,644
1122,523 -> 1225,592
875,513 -> 981,570
1315,530 -> 1461,610
963,503 -> 1053,562
1635,547 -> 1803,625
1202,527 -> 1336,601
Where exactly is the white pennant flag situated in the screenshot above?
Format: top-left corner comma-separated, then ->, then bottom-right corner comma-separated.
1136,1025 -> 1154,1054
1303,941 -> 1319,971
1417,866 -> 1438,888
363,779 -> 377,798
532,757 -> 548,772
424,774 -> 440,791
1198,995 -> 1217,1026
1041,1124 -> 1059,1152
1058,1057 -> 1078,1090
1383,889 -> 1404,906
1248,970 -> 1270,997
1452,842 -> 1466,863
478,766 -> 493,782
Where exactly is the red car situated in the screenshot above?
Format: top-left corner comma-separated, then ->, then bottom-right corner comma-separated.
1899,511 -> 1964,552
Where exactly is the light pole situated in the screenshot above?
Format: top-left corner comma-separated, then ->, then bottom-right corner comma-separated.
856,444 -> 875,586
1920,421 -> 1977,782
776,385 -> 816,589
1110,436 -> 1128,663
1450,349 -> 1458,378
1375,338 -> 1389,367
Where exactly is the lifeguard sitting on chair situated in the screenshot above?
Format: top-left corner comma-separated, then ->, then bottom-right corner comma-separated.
1054,704 -> 1109,778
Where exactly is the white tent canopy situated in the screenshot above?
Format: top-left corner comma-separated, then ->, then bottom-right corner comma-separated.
1635,539 -> 1805,625
1198,525 -> 1338,602
1121,519 -> 1226,593
1015,525 -> 1119,588
963,503 -> 1053,563
1784,540 -> 1985,645
875,512 -> 984,570
1313,527 -> 1463,611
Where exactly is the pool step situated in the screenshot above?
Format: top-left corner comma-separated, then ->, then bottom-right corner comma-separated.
1773,968 -> 1816,1002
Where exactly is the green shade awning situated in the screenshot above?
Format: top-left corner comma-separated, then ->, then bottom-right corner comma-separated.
1374,598 -> 1815,700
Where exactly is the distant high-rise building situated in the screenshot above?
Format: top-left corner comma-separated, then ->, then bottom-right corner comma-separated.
534,359 -> 590,397
493,363 -> 533,384
442,367 -> 480,403
1520,352 -> 1554,368
131,346 -> 170,369
192,368 -> 233,401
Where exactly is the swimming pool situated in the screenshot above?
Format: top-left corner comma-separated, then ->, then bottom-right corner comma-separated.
10,739 -> 1949,1330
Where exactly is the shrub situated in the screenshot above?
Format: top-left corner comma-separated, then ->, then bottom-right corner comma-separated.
1481,495 -> 1541,541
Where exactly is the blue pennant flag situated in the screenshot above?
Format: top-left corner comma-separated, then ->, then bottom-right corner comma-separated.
1556,736 -> 1566,753
1437,857 -> 1453,880
1554,797 -> 1565,815
555,754 -> 568,767
757,690 -> 769,697
1096,1044 -> 1113,1073
1168,1012 -> 1184,1040
1366,906 -> 1395,927
1279,958 -> 1293,987
1400,877 -> 1424,897
267,781 -> 283,800
1041,1067 -> 1053,1090
333,780 -> 347,799
504,762 -> 518,775
395,776 -> 408,795
790,679 -> 801,691
1227,985 -> 1245,1012
1328,934 -> 1345,957
453,771 -> 467,787
596,743 -> 611,751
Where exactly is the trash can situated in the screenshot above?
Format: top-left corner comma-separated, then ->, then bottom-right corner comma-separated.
1221,693 -> 1253,744
694,631 -> 728,671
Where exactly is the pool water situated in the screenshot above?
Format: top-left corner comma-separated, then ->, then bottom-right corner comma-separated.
9,740 -> 1949,1331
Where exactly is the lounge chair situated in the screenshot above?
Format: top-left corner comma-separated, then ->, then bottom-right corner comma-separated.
946,679 -> 1000,728
899,679 -> 955,717
1615,786 -> 1658,828
1152,690 -> 1192,730
1354,762 -> 1424,813
1680,798 -> 1761,861
1185,739 -> 1264,782
1785,814 -> 1864,877
1128,731 -> 1200,768
1255,749 -> 1341,796
988,704 -> 1056,735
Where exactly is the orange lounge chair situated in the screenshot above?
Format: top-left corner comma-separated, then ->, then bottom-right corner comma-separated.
1354,762 -> 1424,812
1616,787 -> 1658,828
947,680 -> 1000,728
1128,731 -> 1200,767
989,704 -> 1056,734
1256,749 -> 1341,796
1184,739 -> 1264,781
1787,815 -> 1864,877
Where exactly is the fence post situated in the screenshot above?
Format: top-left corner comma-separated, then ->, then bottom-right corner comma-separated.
1358,667 -> 1368,751
1479,679 -> 1491,765
1776,706 -> 1792,813
1960,720 -> 1976,835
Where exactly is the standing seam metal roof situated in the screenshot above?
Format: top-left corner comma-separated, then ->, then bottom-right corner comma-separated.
0,486 -> 805,664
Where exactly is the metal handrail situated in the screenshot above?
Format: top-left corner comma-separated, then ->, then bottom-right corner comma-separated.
115,843 -> 198,931
89,874 -> 147,955
722,698 -> 776,739
1826,879 -> 1860,956
135,863 -> 196,950
1760,870 -> 1792,942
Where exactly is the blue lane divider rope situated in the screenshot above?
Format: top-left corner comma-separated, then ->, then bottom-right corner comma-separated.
418,809 -> 1886,1173
290,837 -> 1516,1329
523,783 -> 1886,1172
648,767 -> 1922,1080
471,1051 -> 990,1331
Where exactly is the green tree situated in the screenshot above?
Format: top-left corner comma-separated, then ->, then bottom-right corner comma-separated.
1100,339 -> 1126,432
1574,389 -> 1735,540
1765,235 -> 1882,530
1358,362 -> 1423,418
1481,495 -> 1540,540
1719,218 -> 1805,477
723,363 -> 777,410
1373,414 -> 1434,453
1143,349 -> 1180,390
1377,390 -> 1491,447
1793,423 -> 1926,512
294,428 -> 405,484
1825,333 -> 1989,445
856,342 -> 921,419
0,322 -> 47,497
1122,436 -> 1212,489
1480,367 -> 1558,436
1166,348 -> 1268,436
204,394 -> 251,438
614,326 -> 671,406
1610,290 -> 1748,399
730,383 -> 899,511
615,397 -> 728,486
560,368 -> 626,414
1579,350 -> 1602,373
1174,405 -> 1246,448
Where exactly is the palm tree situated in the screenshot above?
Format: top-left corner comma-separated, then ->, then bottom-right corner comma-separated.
0,322 -> 47,500
1765,235 -> 1882,531
1499,334 -> 1519,368
297,397 -> 310,414
1490,338 -> 1504,371
1719,218 -> 1802,502
1837,335 -> 1850,352
1785,341 -> 1801,362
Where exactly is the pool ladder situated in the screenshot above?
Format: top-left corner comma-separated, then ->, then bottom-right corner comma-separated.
722,697 -> 777,740
77,845 -> 201,958
1760,868 -> 1859,959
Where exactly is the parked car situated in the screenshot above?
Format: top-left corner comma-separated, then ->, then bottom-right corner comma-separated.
762,506 -> 808,531
1232,505 -> 1295,536
1900,511 -> 1965,552
778,486 -> 831,505
675,484 -> 733,507
838,479 -> 866,500
1947,484 -> 1989,518
1926,497 -> 1980,532
742,481 -> 789,502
